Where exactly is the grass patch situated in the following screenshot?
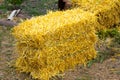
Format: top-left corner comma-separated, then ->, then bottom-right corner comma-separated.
97,28 -> 120,40
75,75 -> 92,80
0,26 -> 14,47
0,4 -> 8,18
0,0 -> 58,16
87,28 -> 120,68
0,26 -> 4,47
87,51 -> 110,68
22,0 -> 58,16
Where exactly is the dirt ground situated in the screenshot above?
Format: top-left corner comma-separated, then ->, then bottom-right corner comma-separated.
63,56 -> 120,80
0,0 -> 120,80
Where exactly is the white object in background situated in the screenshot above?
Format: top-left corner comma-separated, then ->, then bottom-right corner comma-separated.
15,9 -> 21,16
7,10 -> 17,20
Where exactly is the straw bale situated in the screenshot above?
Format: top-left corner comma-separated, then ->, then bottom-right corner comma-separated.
12,8 -> 98,80
93,0 -> 120,28
72,0 -> 120,29
71,0 -> 102,11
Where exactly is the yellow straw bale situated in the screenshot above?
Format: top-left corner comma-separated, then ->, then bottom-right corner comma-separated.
71,0 -> 102,11
93,0 -> 120,28
12,8 -> 98,80
72,0 -> 120,29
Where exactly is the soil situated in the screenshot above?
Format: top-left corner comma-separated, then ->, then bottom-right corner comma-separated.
63,56 -> 120,80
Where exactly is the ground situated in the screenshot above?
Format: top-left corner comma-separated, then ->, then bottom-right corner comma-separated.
0,0 -> 120,80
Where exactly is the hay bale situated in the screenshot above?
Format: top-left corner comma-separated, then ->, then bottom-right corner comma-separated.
12,8 -> 98,80
72,0 -> 120,29
71,0 -> 102,11
93,0 -> 120,28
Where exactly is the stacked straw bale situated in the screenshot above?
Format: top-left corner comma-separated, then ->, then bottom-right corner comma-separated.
12,8 -> 98,80
72,0 -> 120,29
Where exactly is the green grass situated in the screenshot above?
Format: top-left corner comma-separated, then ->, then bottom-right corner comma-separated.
0,3 -> 8,18
97,28 -> 120,40
0,0 -> 58,16
75,75 -> 92,80
22,0 -> 58,16
86,28 -> 120,68
87,51 -> 110,68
